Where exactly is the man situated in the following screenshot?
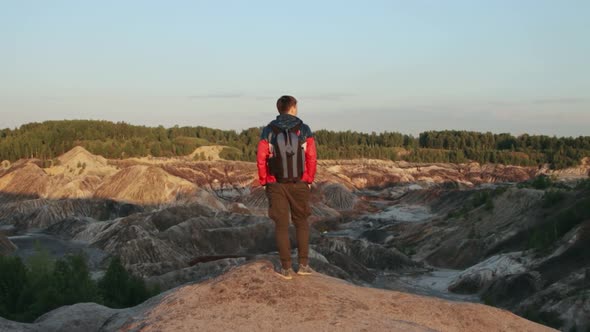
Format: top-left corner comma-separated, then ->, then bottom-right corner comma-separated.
256,95 -> 317,280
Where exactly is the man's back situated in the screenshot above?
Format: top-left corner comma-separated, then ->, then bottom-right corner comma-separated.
257,113 -> 317,186
255,95 -> 317,279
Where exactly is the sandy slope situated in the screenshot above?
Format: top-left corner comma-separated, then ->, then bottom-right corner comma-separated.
94,165 -> 196,205
187,145 -> 227,161
116,260 -> 555,332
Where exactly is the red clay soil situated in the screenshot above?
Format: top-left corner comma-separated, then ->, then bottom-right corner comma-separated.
121,260 -> 555,332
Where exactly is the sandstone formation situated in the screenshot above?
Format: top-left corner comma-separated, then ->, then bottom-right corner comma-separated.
56,146 -> 109,171
93,165 -> 196,205
0,163 -> 49,199
187,145 -> 226,161
2,146 -> 588,206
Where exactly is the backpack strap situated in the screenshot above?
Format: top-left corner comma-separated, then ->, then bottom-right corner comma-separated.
268,125 -> 281,155
270,124 -> 281,135
267,127 -> 274,154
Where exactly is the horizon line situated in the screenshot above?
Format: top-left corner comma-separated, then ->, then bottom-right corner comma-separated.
2,118 -> 589,139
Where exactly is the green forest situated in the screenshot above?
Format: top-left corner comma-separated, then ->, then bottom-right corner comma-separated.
0,246 -> 158,322
0,120 -> 589,169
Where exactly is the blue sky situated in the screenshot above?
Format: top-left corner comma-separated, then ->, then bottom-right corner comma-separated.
1,0 -> 588,136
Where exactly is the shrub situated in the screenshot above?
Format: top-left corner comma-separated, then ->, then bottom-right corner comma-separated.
576,178 -> 590,190
542,190 -> 565,208
98,256 -> 158,308
530,175 -> 553,190
0,256 -> 28,320
528,196 -> 590,251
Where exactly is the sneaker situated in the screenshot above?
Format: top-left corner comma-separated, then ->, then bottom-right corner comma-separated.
277,267 -> 295,280
297,264 -> 313,276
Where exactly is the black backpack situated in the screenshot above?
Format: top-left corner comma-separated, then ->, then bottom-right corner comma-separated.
267,123 -> 305,182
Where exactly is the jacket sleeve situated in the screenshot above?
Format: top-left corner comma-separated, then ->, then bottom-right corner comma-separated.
301,136 -> 317,184
256,138 -> 270,186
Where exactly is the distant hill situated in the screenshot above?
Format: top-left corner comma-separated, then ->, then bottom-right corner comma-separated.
1,120 -> 589,169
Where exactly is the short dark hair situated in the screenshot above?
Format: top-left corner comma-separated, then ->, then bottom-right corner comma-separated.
276,95 -> 297,114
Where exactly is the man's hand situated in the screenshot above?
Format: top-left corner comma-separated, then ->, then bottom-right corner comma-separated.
307,183 -> 311,189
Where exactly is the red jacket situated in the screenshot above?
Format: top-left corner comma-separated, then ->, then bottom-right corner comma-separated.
256,116 -> 317,186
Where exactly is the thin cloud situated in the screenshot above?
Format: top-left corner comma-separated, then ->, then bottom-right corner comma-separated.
254,95 -> 275,101
187,93 -> 243,99
302,93 -> 355,101
486,97 -> 588,107
531,97 -> 587,105
193,93 -> 355,101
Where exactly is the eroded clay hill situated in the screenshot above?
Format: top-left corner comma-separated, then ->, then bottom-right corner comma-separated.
0,260 -> 555,332
0,146 -> 587,206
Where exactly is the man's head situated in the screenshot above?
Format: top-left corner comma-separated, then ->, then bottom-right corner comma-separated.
276,95 -> 298,116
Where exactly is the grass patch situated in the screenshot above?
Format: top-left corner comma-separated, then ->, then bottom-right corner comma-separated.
446,187 -> 505,219
399,246 -> 417,256
218,146 -> 243,160
518,175 -> 556,190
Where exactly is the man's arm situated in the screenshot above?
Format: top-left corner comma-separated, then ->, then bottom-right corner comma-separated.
256,128 -> 271,186
301,126 -> 317,185
256,139 -> 270,186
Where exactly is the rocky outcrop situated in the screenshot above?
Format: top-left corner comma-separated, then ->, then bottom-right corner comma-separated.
0,260 -> 556,332
477,220 -> 590,331
321,183 -> 357,210
146,257 -> 246,291
383,185 -> 590,331
0,303 -> 120,332
389,187 -> 545,269
482,271 -> 544,308
448,253 -> 529,294
43,202 -> 278,277
535,219 -> 590,284
513,268 -> 590,332
0,198 -> 142,231
313,236 -> 421,275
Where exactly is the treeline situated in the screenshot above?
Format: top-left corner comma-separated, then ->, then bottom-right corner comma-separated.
418,131 -> 590,169
0,248 -> 158,322
0,120 -> 588,169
